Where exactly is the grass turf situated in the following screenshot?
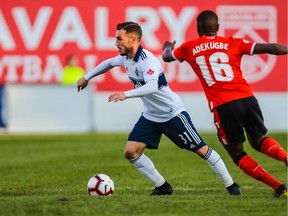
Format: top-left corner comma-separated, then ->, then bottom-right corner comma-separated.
0,133 -> 287,216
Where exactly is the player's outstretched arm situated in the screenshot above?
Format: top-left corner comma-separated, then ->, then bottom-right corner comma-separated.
162,41 -> 176,62
253,43 -> 288,55
77,56 -> 120,92
108,79 -> 158,103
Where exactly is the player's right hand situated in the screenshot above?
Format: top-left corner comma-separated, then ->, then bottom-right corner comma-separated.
108,92 -> 126,103
77,77 -> 89,92
162,40 -> 176,51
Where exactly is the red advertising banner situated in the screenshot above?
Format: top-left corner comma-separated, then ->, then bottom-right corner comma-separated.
0,0 -> 287,92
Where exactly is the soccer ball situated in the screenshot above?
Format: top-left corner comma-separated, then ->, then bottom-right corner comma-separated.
87,174 -> 114,196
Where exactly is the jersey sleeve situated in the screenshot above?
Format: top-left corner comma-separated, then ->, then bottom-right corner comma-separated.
234,38 -> 256,56
105,55 -> 124,66
84,55 -> 123,80
173,41 -> 190,62
124,79 -> 158,98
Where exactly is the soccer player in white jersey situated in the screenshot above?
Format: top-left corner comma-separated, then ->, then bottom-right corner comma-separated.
77,22 -> 241,196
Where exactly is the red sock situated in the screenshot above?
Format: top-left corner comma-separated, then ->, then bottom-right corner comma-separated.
238,154 -> 282,190
260,137 -> 288,163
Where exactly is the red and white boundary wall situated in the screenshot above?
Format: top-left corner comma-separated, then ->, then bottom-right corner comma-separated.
1,1 -> 287,133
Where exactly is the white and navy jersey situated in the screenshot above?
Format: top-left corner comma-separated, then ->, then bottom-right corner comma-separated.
85,45 -> 186,123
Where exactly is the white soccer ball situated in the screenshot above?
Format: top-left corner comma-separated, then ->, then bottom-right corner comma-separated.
87,174 -> 114,196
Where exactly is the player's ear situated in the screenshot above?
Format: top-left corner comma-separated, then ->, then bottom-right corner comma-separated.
129,36 -> 137,45
216,24 -> 219,32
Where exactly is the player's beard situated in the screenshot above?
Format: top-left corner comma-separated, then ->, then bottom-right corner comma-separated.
119,46 -> 132,56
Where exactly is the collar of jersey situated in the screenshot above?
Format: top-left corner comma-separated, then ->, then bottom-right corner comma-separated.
132,45 -> 143,62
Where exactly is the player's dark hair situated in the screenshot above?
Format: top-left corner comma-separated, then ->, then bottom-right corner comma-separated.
116,22 -> 142,41
197,10 -> 219,36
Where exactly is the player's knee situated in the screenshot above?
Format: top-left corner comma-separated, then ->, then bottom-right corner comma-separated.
248,135 -> 266,151
253,136 -> 269,151
194,145 -> 209,158
124,148 -> 142,160
250,144 -> 260,151
124,141 -> 146,160
233,151 -> 247,165
124,150 -> 136,160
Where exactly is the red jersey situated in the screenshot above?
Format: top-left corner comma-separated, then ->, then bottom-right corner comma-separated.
173,36 -> 256,111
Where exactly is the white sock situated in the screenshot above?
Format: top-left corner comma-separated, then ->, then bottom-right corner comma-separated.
129,153 -> 165,187
204,147 -> 234,187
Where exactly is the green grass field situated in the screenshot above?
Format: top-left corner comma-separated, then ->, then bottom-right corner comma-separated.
0,133 -> 287,216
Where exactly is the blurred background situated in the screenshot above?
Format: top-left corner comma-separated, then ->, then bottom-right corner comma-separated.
0,0 -> 287,134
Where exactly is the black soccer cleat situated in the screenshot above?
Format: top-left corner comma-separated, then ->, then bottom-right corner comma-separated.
273,184 -> 287,198
149,182 -> 174,196
226,182 -> 242,195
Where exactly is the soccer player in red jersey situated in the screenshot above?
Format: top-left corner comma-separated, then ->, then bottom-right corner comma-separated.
162,10 -> 288,198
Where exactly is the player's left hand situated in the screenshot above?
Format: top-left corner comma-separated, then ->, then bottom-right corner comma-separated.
108,92 -> 126,102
